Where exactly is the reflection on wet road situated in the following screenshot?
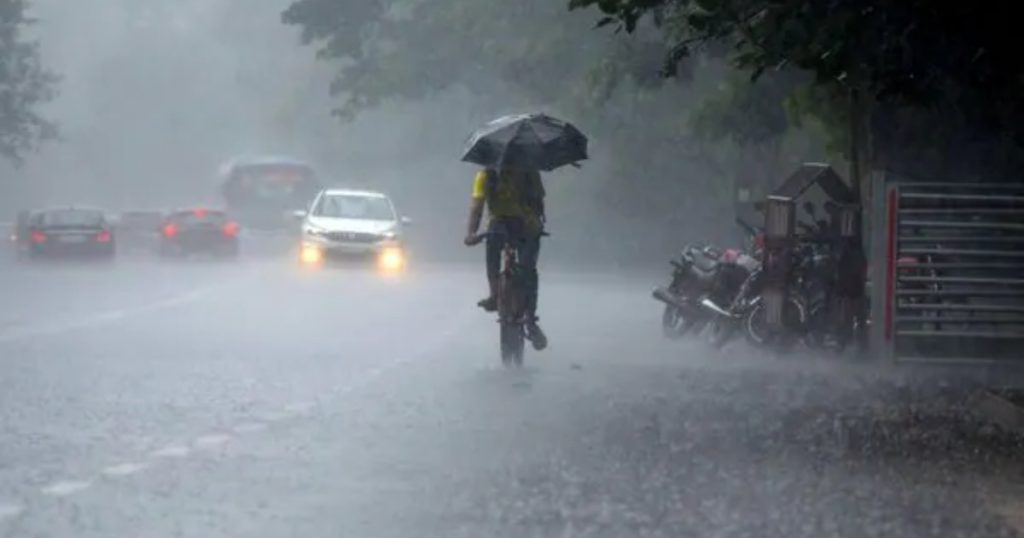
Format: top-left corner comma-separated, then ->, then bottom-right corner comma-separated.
0,253 -> 1019,537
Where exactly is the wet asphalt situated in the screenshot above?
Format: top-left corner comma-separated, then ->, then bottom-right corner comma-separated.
0,243 -> 1021,537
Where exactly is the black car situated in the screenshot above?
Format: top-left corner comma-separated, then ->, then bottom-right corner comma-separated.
24,207 -> 115,260
9,210 -> 32,258
159,208 -> 240,259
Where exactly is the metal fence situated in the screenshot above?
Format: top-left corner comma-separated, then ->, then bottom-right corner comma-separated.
870,177 -> 1024,363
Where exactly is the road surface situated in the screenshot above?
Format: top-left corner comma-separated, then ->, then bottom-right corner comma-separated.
0,249 -> 1020,537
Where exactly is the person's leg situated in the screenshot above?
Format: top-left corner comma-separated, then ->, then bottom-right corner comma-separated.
519,233 -> 546,350
520,234 -> 540,318
479,229 -> 501,311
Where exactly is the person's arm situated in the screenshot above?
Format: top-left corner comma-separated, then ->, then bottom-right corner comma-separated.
464,170 -> 487,245
465,198 -> 484,245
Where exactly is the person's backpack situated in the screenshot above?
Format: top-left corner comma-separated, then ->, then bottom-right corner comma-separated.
484,168 -> 542,214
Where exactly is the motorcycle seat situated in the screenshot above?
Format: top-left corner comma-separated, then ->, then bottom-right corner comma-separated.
689,264 -> 718,284
690,250 -> 720,273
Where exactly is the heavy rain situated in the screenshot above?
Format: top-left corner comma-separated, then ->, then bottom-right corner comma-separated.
0,0 -> 1023,536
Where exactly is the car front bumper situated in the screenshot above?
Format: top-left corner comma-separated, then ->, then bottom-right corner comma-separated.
300,236 -> 405,268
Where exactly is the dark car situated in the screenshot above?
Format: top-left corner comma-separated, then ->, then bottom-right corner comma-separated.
115,210 -> 164,253
9,210 -> 32,258
24,207 -> 115,260
159,208 -> 240,259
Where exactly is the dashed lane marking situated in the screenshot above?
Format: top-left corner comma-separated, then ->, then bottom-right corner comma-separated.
193,434 -> 233,449
232,422 -> 267,434
256,411 -> 289,423
283,401 -> 315,415
101,462 -> 149,477
5,308 -> 475,521
150,445 -> 191,459
41,481 -> 92,497
0,276 -> 254,345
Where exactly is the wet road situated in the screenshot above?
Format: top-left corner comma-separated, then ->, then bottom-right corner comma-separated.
0,250 -> 1021,537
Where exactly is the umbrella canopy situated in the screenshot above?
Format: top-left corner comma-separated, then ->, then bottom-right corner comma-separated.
461,113 -> 587,171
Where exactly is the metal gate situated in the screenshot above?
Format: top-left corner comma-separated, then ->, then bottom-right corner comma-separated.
870,177 -> 1024,363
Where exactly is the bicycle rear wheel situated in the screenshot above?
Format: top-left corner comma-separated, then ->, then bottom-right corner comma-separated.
498,272 -> 525,366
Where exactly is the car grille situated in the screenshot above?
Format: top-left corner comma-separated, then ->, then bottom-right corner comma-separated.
325,231 -> 380,243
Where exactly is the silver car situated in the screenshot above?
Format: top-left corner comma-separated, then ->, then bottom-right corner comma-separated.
296,189 -> 410,269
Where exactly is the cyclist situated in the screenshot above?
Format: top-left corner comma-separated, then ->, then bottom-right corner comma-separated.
464,165 -> 548,350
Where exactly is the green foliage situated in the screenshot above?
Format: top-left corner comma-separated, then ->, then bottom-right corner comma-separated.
282,0 -> 617,121
689,71 -> 796,146
0,0 -> 58,165
569,0 -> 1024,152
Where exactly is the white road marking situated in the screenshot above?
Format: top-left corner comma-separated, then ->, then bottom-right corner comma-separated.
150,445 -> 191,458
2,309 -> 474,514
283,401 -> 315,415
232,422 -> 267,434
41,480 -> 91,497
0,503 -> 24,520
256,411 -> 289,422
193,434 -> 232,449
101,462 -> 148,477
0,278 -> 245,345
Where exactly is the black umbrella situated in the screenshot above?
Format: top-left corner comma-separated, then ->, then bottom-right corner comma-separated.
461,113 -> 588,171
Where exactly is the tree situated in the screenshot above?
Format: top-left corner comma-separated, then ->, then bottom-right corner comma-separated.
568,0 -> 1024,180
281,0 -> 621,121
0,0 -> 58,165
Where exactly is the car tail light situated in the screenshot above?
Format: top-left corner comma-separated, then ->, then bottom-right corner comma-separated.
162,223 -> 178,238
30,230 -> 46,243
222,221 -> 240,237
193,208 -> 207,218
96,230 -> 112,243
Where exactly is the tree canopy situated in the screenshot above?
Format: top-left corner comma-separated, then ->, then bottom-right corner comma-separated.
281,0 -> 629,120
569,0 -> 1024,176
0,0 -> 58,165
570,0 -> 1021,102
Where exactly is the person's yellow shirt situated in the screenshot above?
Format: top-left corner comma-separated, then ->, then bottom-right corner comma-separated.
471,169 -> 543,234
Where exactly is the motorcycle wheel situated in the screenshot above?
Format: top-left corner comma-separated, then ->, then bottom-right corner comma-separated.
706,319 -> 735,349
744,297 -> 806,351
661,305 -> 689,338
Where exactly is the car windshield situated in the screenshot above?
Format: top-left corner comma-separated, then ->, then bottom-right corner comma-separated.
314,194 -> 394,221
36,209 -> 104,228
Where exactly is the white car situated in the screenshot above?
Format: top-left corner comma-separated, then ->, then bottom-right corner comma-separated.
296,189 -> 410,270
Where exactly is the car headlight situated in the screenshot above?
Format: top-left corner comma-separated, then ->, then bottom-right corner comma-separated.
376,245 -> 405,273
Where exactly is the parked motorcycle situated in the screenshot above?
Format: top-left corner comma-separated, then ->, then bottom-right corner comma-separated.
652,243 -> 722,338
704,221 -> 828,351
653,215 -> 769,340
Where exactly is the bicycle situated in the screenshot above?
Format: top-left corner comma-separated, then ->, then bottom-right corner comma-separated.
470,230 -> 546,366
